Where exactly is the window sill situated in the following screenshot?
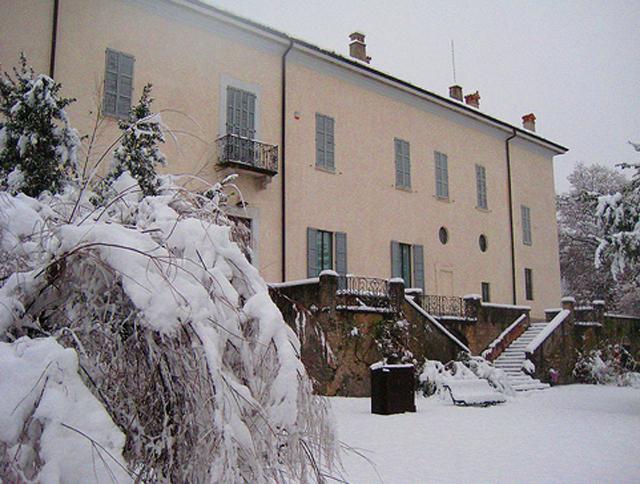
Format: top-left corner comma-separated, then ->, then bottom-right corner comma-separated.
523,242 -> 533,247
102,111 -> 129,121
475,206 -> 491,213
314,164 -> 337,174
434,195 -> 453,203
395,185 -> 413,193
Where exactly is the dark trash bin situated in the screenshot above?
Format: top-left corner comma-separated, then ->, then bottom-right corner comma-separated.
370,363 -> 416,415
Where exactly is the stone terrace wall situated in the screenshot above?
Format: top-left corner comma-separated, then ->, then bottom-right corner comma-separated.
528,298 -> 640,384
269,273 -> 465,396
433,295 -> 531,355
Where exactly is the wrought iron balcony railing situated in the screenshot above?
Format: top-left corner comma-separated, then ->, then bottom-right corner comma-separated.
216,133 -> 278,176
422,295 -> 466,318
337,276 -> 390,297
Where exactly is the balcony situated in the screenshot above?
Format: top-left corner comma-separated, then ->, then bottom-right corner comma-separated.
216,133 -> 278,177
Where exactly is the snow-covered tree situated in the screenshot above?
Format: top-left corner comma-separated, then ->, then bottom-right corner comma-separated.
108,83 -> 165,196
0,54 -> 79,196
557,162 -> 629,306
0,172 -> 338,482
596,142 -> 640,286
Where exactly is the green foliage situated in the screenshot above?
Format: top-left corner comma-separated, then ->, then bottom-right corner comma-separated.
107,83 -> 165,196
373,317 -> 413,364
0,54 -> 79,196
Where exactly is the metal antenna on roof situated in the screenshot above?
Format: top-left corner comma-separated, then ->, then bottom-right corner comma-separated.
451,39 -> 457,84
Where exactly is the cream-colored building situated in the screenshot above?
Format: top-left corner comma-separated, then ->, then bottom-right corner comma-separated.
0,0 -> 567,317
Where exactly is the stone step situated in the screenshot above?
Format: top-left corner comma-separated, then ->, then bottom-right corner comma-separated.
514,382 -> 550,392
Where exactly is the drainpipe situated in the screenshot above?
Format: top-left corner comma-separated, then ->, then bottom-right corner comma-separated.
49,0 -> 60,78
281,38 -> 294,282
505,129 -> 517,305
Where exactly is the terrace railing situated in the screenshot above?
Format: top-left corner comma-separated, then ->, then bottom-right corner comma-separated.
336,275 -> 394,311
422,295 -> 466,318
216,133 -> 278,176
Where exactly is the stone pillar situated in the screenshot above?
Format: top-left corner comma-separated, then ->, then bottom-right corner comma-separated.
405,288 -> 423,307
388,278 -> 405,311
561,296 -> 575,313
592,299 -> 606,325
463,294 -> 481,320
319,270 -> 339,314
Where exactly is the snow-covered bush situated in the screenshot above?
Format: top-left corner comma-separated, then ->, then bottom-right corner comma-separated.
573,344 -> 639,388
0,54 -> 79,197
418,355 -> 514,397
373,317 -> 414,365
105,83 -> 166,197
0,173 -> 338,481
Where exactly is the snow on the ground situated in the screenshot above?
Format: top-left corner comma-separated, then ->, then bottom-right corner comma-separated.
332,385 -> 640,484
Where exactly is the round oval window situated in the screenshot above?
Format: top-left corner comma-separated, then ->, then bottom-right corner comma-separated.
479,234 -> 488,252
439,227 -> 448,245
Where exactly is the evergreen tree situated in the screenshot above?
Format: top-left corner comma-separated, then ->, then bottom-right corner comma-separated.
108,83 -> 165,196
596,142 -> 640,283
0,54 -> 79,196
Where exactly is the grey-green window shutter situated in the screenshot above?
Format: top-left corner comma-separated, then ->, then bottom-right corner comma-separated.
335,232 -> 347,276
307,228 -> 318,278
391,240 -> 401,278
227,86 -> 240,134
315,114 -> 325,167
325,117 -> 335,169
116,53 -> 134,118
394,139 -> 402,187
104,50 -> 119,116
247,92 -> 256,137
476,164 -> 487,208
412,244 -> 424,291
406,141 -> 411,188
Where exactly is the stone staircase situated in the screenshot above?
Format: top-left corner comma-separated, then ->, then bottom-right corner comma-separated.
493,321 -> 550,392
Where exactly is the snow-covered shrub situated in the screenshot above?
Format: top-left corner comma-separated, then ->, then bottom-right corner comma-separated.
418,360 -> 450,397
418,355 -> 514,397
522,359 -> 536,375
105,83 -> 166,197
0,54 -> 79,197
461,354 -> 515,396
573,344 -> 639,388
0,337 -> 131,482
0,174 -> 338,481
373,317 -> 414,365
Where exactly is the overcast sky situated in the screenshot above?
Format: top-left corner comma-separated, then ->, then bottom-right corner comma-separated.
209,0 -> 640,193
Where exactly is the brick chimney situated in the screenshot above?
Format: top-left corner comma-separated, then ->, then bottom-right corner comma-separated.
522,113 -> 536,132
349,31 -> 371,64
464,91 -> 480,109
449,85 -> 463,101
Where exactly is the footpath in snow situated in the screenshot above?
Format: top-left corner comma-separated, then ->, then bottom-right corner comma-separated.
332,385 -> 640,484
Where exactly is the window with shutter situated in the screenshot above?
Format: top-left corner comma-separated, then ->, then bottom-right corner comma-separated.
521,205 -> 532,245
226,86 -> 256,138
435,151 -> 449,199
104,49 -> 134,118
476,164 -> 488,209
307,228 -> 318,278
335,232 -> 347,276
412,244 -> 424,291
307,228 -> 343,277
524,268 -> 534,300
315,114 -> 335,170
481,282 -> 491,302
394,138 -> 411,189
390,240 -> 413,286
